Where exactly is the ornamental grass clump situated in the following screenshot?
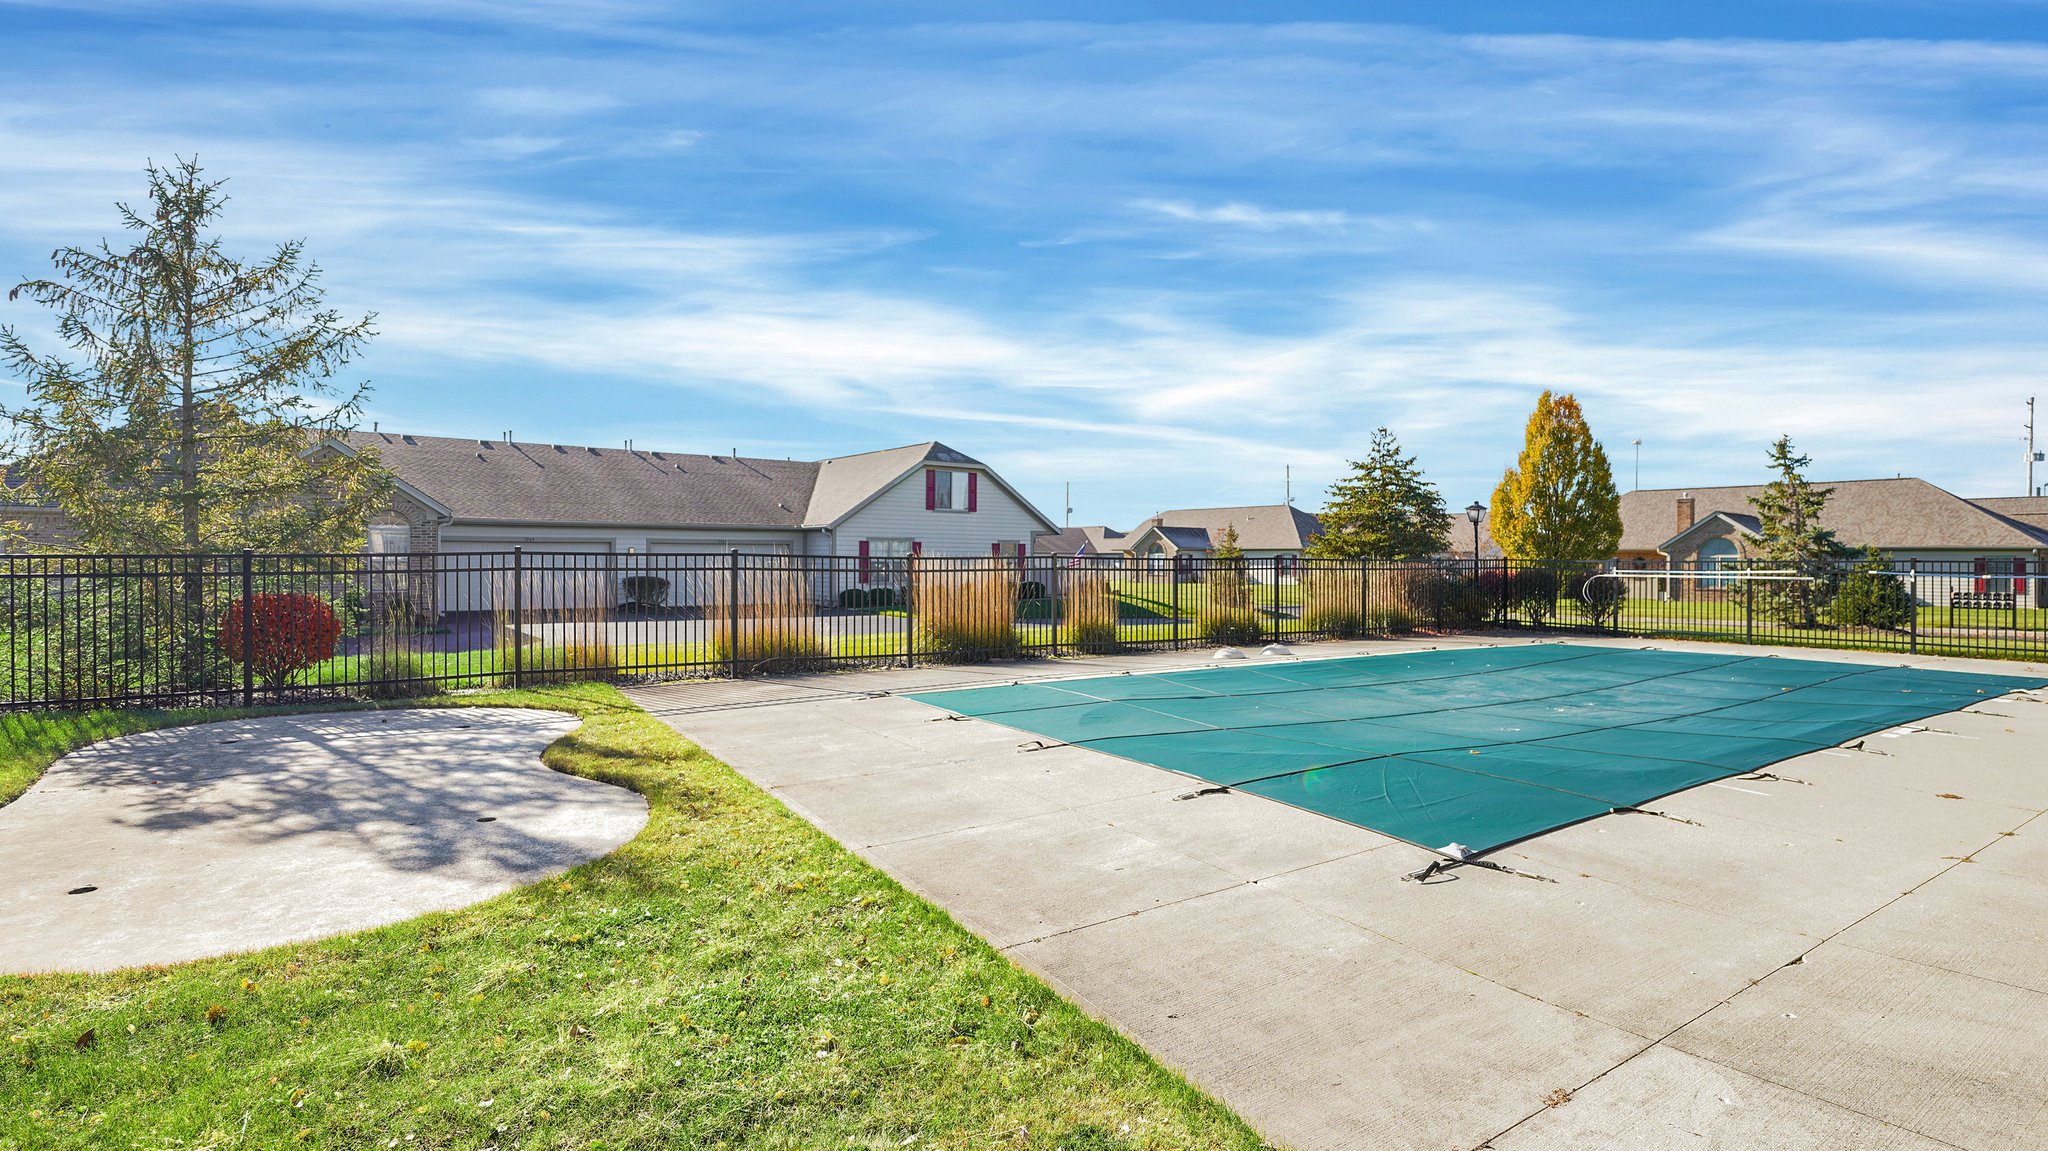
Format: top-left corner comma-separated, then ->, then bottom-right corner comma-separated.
1196,569 -> 1262,645
1061,575 -> 1120,654
492,569 -> 614,684
911,560 -> 1022,662
1299,564 -> 1367,638
708,564 -> 827,672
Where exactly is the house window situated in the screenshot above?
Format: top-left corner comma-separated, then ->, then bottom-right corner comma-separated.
1696,538 -> 1738,589
367,525 -> 411,555
928,469 -> 977,512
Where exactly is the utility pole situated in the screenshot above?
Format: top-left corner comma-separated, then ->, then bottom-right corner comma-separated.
1632,438 -> 1642,492
1285,465 -> 1293,506
2029,397 -> 2039,497
1064,482 -> 1072,528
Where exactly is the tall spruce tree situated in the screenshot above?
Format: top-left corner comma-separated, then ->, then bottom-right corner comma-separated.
0,156 -> 387,555
1749,435 -> 1847,626
1489,391 -> 1623,561
1308,426 -> 1451,559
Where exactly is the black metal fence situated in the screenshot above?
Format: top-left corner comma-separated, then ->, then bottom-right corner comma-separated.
2,549 -> 2042,710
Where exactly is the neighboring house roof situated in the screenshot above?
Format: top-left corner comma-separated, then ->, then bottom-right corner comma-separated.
1968,496 -> 2048,537
1033,525 -> 1126,555
1441,508 -> 1504,560
1658,511 -> 1761,555
331,433 -> 1057,533
1622,480 -> 2048,553
1119,504 -> 1322,552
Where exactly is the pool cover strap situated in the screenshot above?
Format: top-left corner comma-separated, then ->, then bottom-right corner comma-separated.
906,646 -> 2048,855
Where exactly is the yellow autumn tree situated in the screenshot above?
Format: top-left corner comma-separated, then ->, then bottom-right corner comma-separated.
1489,391 -> 1623,560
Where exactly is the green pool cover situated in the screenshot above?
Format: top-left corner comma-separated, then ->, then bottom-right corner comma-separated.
906,645 -> 2046,855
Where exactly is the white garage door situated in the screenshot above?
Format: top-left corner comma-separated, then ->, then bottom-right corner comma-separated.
437,539 -> 616,615
645,542 -> 793,608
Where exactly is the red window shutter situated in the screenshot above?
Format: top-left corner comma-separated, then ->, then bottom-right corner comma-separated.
858,540 -> 871,583
2017,558 -> 2029,598
966,472 -> 978,512
990,542 -> 1001,556
1974,557 -> 1987,594
925,469 -> 936,510
911,541 -> 922,556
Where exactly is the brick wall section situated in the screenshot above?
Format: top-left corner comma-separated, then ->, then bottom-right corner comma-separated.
1,506 -> 76,552
366,488 -> 446,622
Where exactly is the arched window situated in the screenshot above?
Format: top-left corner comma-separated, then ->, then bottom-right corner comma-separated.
1697,537 -> 1739,589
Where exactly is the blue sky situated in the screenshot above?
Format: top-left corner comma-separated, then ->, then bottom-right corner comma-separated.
6,2 -> 2048,527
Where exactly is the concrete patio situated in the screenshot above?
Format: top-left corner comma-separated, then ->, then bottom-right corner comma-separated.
629,635 -> 2048,1151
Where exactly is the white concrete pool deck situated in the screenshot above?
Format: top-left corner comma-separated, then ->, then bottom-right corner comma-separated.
629,635 -> 2048,1151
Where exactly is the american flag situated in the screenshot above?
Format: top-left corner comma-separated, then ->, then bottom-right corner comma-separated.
1065,543 -> 1089,569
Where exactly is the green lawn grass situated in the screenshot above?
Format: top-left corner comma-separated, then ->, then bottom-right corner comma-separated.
0,685 -> 1269,1151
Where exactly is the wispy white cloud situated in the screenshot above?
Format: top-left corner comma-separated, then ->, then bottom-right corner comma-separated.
1134,199 -> 1351,231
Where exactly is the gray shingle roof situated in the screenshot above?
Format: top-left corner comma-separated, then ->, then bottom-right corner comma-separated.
1622,480 -> 2048,553
1032,525 -> 1126,555
1129,504 -> 1322,551
344,433 -> 819,527
338,433 -> 1051,533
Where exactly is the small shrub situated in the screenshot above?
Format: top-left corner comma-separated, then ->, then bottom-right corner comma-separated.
1509,567 -> 1562,626
1569,571 -> 1627,627
218,593 -> 342,689
1828,556 -> 1913,630
912,563 -> 1022,662
838,587 -> 872,609
1426,570 -> 1492,628
1062,576 -> 1120,653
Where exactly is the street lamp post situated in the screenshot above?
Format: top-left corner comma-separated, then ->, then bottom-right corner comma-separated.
1465,501 -> 1486,586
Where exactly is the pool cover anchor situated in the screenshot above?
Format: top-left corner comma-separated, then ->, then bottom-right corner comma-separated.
1173,786 -> 1231,802
1612,806 -> 1703,827
1737,770 -> 1811,785
1402,844 -> 1557,884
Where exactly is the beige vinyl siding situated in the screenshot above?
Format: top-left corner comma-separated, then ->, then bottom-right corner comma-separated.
833,467 -> 1046,558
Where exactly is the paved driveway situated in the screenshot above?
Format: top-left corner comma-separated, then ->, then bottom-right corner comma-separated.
630,637 -> 2048,1151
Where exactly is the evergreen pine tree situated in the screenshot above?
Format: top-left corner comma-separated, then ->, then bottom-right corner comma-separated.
1749,436 -> 1848,626
1,156 -> 387,555
1308,427 -> 1451,559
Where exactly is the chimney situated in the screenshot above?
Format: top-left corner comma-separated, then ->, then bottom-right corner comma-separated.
1676,493 -> 1696,533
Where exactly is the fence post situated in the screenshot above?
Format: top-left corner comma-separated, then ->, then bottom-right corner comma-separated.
1171,562 -> 1182,651
1360,557 -> 1370,636
728,549 -> 743,680
1908,558 -> 1919,656
511,547 -> 524,690
1269,557 -> 1281,643
1744,568 -> 1754,645
902,554 -> 916,668
240,549 -> 255,708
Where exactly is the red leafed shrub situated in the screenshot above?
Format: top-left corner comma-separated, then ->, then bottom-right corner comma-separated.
219,593 -> 341,689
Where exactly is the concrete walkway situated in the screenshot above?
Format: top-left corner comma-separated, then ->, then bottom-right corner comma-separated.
0,708 -> 647,974
630,637 -> 2048,1151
